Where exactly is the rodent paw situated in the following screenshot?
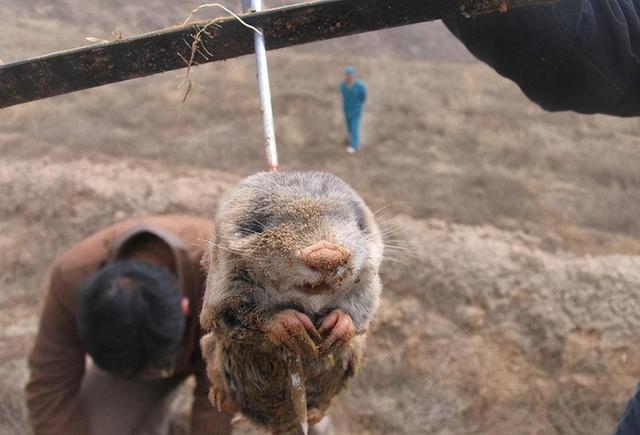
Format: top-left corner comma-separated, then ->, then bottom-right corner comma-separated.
265,309 -> 322,356
317,309 -> 356,356
231,413 -> 247,427
308,408 -> 326,426
209,385 -> 238,414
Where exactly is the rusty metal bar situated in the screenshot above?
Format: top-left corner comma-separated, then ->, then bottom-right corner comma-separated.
0,0 -> 556,109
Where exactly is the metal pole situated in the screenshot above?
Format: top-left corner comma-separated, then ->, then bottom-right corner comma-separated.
242,0 -> 279,171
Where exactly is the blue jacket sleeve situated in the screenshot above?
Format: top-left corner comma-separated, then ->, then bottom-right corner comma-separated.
615,388 -> 640,435
443,0 -> 640,116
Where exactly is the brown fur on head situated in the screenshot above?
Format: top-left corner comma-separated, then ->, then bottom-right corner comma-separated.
202,171 -> 383,328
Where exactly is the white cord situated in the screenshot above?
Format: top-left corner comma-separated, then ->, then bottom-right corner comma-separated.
242,0 -> 279,171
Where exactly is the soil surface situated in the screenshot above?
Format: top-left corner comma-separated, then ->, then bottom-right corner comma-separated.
2,2 -> 640,434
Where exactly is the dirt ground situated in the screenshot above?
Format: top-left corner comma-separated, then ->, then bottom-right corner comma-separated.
3,1 -> 640,434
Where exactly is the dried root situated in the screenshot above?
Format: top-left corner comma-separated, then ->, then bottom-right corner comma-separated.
178,3 -> 262,103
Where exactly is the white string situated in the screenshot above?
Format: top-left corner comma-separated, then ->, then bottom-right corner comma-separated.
242,0 -> 279,171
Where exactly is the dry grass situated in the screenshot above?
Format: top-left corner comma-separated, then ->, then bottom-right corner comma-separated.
4,46 -> 639,252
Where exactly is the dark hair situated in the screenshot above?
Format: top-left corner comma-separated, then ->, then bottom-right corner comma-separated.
77,260 -> 186,377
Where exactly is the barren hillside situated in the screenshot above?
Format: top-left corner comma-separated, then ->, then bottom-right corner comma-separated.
2,1 -> 640,434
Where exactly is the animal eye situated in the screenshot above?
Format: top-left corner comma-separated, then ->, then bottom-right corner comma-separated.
352,201 -> 368,232
237,211 -> 271,237
222,308 -> 241,327
357,216 -> 367,232
237,220 -> 265,236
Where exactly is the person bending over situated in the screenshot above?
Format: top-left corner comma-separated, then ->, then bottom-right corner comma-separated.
26,215 -> 232,435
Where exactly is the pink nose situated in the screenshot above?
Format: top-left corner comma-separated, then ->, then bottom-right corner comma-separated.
298,240 -> 351,272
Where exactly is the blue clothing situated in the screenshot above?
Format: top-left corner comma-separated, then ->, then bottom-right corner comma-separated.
345,114 -> 362,150
445,4 -> 640,433
341,80 -> 367,148
444,0 -> 640,116
341,80 -> 367,117
615,387 -> 640,435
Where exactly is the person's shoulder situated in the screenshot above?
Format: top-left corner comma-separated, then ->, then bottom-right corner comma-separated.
144,215 -> 214,248
354,80 -> 367,92
52,222 -> 122,285
109,214 -> 214,247
53,216 -> 148,275
143,214 -> 214,235
114,214 -> 215,267
140,215 -> 215,267
52,215 -> 213,287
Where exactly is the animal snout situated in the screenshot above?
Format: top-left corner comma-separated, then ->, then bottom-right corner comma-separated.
298,240 -> 351,273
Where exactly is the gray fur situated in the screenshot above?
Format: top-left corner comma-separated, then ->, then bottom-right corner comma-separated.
201,171 -> 383,332
199,171 -> 384,433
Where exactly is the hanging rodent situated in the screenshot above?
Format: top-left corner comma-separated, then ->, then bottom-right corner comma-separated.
200,171 -> 384,434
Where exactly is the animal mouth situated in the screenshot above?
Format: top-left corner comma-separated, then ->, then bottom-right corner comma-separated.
295,281 -> 334,295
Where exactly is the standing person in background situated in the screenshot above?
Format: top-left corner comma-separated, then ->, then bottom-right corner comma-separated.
340,66 -> 367,154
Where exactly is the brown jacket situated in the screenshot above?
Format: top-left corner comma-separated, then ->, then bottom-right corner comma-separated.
26,215 -> 217,435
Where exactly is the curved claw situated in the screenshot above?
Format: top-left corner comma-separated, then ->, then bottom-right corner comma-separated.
231,413 -> 247,426
307,408 -> 326,426
266,309 -> 322,355
209,384 -> 238,414
318,309 -> 356,356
